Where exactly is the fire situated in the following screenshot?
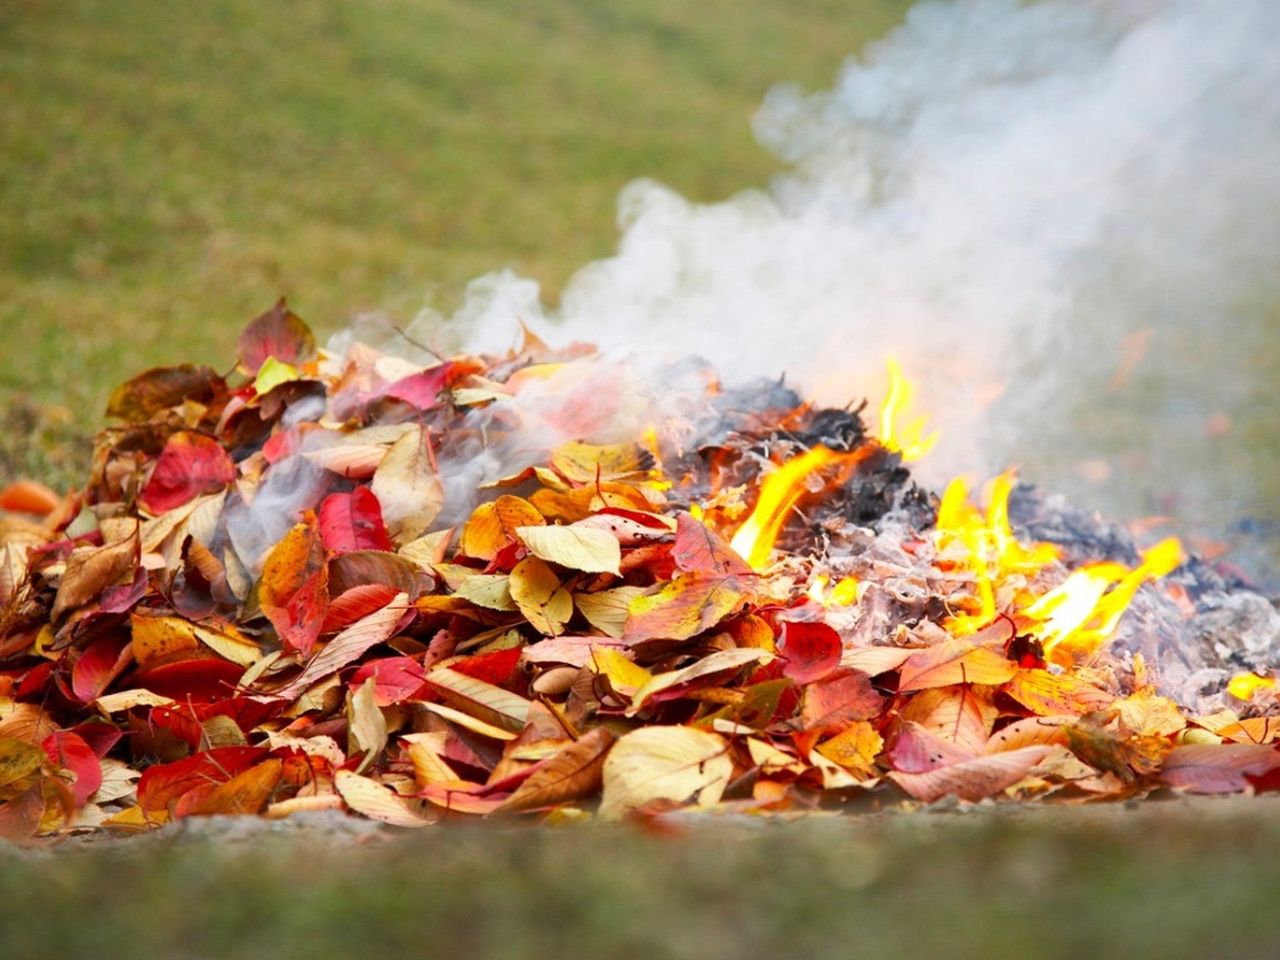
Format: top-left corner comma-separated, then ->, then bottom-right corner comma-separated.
935,471 -> 1183,661
1227,673 -> 1277,702
730,446 -> 858,570
1023,537 -> 1183,666
806,573 -> 860,607
934,470 -> 1060,634
879,357 -> 939,461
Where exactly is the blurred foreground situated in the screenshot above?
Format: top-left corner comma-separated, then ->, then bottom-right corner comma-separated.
4,799 -> 1279,960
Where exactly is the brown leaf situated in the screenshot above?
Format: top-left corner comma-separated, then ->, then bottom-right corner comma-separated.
106,365 -> 225,421
498,728 -> 616,813
52,522 -> 139,621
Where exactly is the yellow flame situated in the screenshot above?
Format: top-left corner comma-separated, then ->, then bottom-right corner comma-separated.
806,574 -> 860,607
934,470 -> 1060,634
879,358 -> 939,461
1227,673 -> 1277,702
730,446 -> 846,570
1026,537 -> 1184,666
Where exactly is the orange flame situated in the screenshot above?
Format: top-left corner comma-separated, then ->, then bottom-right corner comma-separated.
731,446 -> 862,570
879,358 -> 939,461
1024,537 -> 1184,666
934,470 -> 1060,634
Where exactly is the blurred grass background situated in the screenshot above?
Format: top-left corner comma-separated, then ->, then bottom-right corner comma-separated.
0,0 -> 909,486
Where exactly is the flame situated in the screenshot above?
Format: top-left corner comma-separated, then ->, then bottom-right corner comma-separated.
1024,537 -> 1184,666
731,446 -> 855,570
934,470 -> 1060,634
806,574 -> 860,607
1227,673 -> 1277,702
879,358 -> 939,461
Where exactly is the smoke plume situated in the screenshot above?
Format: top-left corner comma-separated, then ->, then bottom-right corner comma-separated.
427,0 -> 1280,538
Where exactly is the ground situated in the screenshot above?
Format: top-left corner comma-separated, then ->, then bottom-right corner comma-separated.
3,2 -> 1280,956
4,800 -> 1280,959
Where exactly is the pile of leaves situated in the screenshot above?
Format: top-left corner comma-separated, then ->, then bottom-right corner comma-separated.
1,302 -> 1278,839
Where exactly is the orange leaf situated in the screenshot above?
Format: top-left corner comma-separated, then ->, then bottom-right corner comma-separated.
898,638 -> 1015,692
258,519 -> 329,656
623,573 -> 745,643
1004,669 -> 1115,716
182,759 -> 283,817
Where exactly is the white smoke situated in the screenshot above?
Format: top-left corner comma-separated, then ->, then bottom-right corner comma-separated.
430,0 -> 1280,534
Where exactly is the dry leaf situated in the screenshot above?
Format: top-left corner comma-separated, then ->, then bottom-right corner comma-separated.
598,726 -> 732,819
516,525 -> 622,575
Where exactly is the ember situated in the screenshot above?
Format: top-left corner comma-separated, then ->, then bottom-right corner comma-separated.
0,300 -> 1277,837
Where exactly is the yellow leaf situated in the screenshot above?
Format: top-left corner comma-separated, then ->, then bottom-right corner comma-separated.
425,666 -> 531,733
1114,688 -> 1186,738
516,525 -> 621,575
454,574 -> 517,611
0,738 -> 44,799
551,441 -> 652,484
629,648 -> 770,714
348,678 -> 388,773
334,770 -> 434,828
575,586 -> 646,638
130,614 -> 199,666
815,721 -> 883,777
370,426 -> 444,544
590,646 -> 654,696
509,557 -> 572,637
252,356 -> 300,395
599,726 -> 732,819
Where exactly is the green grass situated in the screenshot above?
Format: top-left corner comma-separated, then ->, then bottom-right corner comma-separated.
0,0 -> 910,488
5,802 -> 1280,960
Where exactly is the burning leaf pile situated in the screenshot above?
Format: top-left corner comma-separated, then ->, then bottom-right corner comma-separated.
1,301 -> 1278,838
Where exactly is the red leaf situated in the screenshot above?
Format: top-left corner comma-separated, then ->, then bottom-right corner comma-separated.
237,298 -> 316,375
132,658 -> 246,702
321,584 -> 400,634
137,746 -> 268,812
800,668 -> 883,729
71,635 -> 132,703
1160,743 -> 1280,794
67,723 -> 123,759
672,512 -> 751,576
318,488 -> 394,554
447,646 -> 524,688
42,731 -> 102,807
378,364 -> 454,411
138,432 -> 236,514
777,620 -> 842,684
350,657 -> 427,706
